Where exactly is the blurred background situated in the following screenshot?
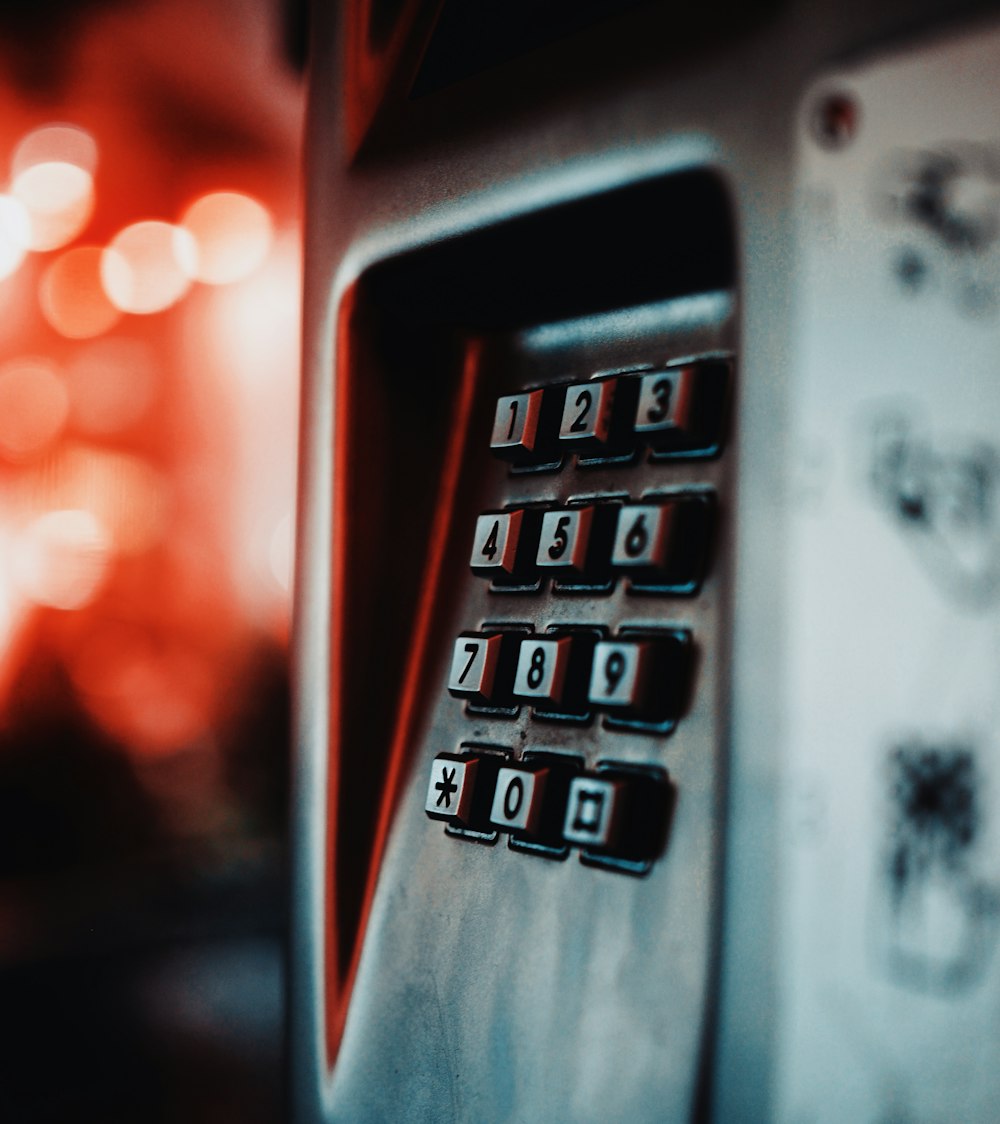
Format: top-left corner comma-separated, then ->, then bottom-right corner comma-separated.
0,0 -> 304,1119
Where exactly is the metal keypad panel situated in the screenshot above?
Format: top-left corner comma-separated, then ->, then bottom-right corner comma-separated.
426,336 -> 734,875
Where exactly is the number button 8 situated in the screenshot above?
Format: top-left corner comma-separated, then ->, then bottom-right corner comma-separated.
512,637 -> 572,704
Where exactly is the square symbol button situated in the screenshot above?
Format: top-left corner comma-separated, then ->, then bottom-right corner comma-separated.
563,776 -> 622,849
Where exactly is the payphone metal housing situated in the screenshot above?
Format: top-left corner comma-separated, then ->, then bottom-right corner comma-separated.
292,2 -> 1000,1120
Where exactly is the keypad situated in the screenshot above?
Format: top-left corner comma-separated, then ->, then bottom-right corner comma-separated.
429,351 -> 730,874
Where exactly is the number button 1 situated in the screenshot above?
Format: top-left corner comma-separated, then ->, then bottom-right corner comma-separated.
558,380 -> 615,451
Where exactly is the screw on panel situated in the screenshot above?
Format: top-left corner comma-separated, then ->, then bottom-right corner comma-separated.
811,91 -> 860,150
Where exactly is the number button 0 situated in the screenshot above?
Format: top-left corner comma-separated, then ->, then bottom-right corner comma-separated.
587,641 -> 652,710
512,636 -> 572,704
558,380 -> 615,451
490,765 -> 547,836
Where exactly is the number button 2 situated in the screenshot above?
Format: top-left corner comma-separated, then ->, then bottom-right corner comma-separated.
558,380 -> 615,451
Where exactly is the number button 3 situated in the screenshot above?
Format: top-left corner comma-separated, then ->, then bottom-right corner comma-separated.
634,369 -> 694,437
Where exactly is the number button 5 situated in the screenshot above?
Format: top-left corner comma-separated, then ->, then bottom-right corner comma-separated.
535,506 -> 592,576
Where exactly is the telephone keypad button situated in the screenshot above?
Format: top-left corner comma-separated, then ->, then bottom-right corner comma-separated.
611,498 -> 710,592
490,389 -> 560,466
588,640 -> 653,710
490,765 -> 548,836
470,510 -> 521,576
536,507 -> 590,574
558,379 -> 616,452
424,754 -> 480,826
634,368 -> 696,439
512,636 -> 573,704
447,633 -> 498,701
638,359 -> 730,458
611,502 -> 673,570
563,776 -> 623,849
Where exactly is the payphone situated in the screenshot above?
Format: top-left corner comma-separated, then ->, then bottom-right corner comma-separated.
291,2 -> 1000,1119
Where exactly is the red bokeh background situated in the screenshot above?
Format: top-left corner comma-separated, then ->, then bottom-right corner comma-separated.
0,1 -> 303,1119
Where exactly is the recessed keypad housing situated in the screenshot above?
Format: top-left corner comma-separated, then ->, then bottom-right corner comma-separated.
427,346 -> 732,874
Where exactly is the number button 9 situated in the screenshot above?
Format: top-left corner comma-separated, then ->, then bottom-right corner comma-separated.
587,641 -> 650,710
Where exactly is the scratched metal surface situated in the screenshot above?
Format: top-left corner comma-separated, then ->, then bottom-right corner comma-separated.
777,20 -> 1000,1121
290,2 -> 1000,1121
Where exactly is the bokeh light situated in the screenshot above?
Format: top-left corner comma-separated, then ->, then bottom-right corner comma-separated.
40,245 -> 122,338
13,508 -> 111,610
65,338 -> 157,435
0,357 -> 69,461
11,124 -> 98,178
101,221 -> 197,313
0,195 -> 31,280
12,162 -> 95,252
20,444 -> 168,555
180,191 -> 274,285
70,623 -> 216,756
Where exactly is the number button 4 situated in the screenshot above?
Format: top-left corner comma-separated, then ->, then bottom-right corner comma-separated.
469,509 -> 540,585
